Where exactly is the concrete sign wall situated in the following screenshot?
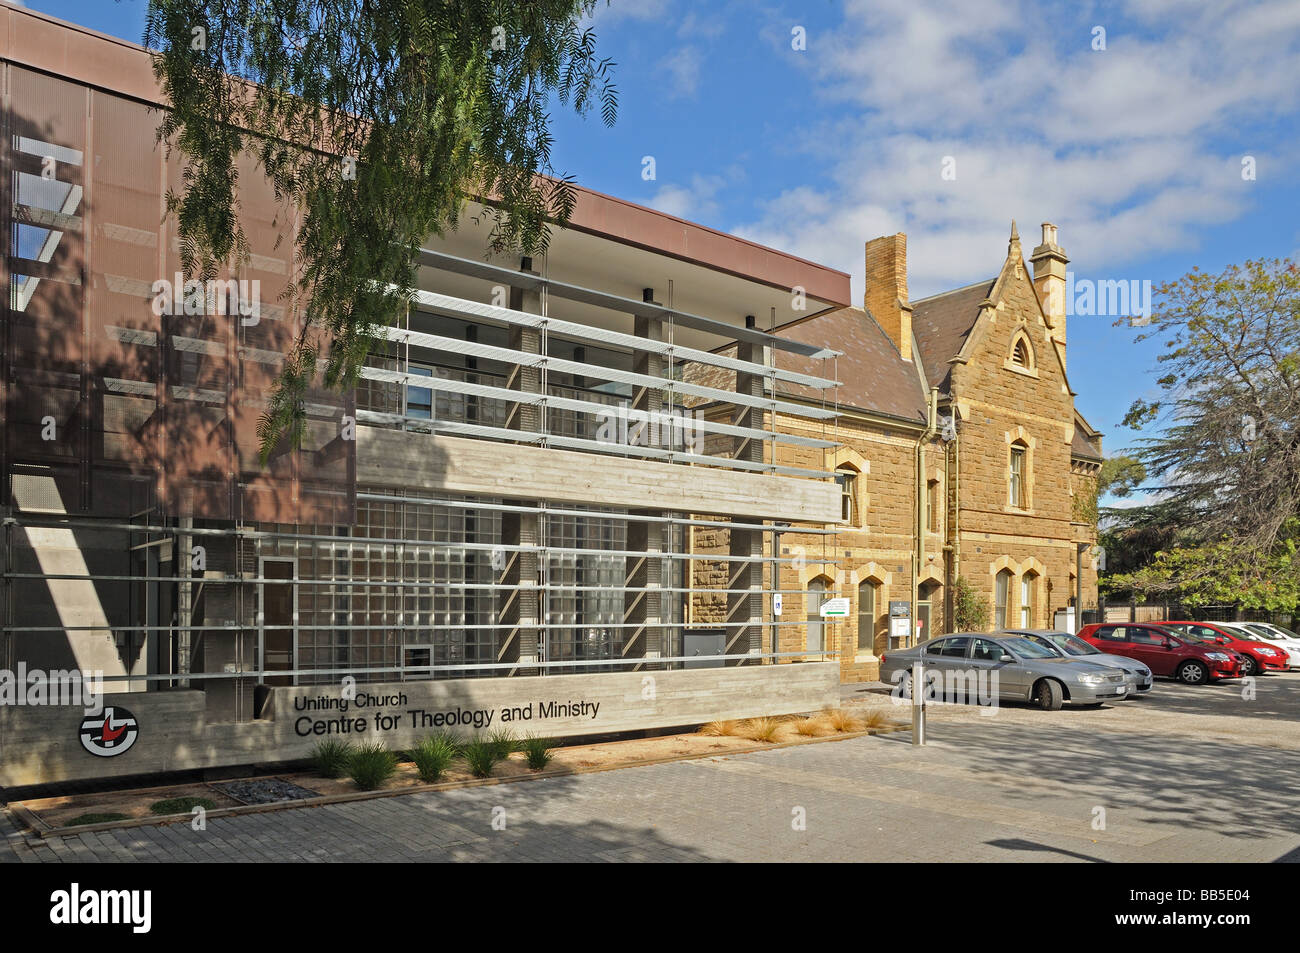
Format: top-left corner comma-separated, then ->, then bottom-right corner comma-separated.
0,663 -> 839,788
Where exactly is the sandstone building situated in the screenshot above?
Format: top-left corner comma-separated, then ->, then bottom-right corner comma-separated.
712,223 -> 1104,682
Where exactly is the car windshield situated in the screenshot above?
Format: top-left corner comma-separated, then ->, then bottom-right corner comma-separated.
1001,637 -> 1058,659
1056,635 -> 1099,656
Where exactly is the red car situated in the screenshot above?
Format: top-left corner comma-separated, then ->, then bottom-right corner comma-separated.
1075,622 -> 1244,685
1161,621 -> 1290,676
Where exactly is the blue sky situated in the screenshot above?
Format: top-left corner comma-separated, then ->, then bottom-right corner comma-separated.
17,0 -> 1300,492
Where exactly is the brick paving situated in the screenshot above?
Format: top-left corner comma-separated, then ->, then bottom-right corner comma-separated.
5,678 -> 1299,862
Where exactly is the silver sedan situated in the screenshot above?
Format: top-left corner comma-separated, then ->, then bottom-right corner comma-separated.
1000,628 -> 1154,696
880,633 -> 1131,710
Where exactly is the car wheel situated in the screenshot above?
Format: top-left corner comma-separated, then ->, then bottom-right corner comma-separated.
1033,679 -> 1063,711
1240,656 -> 1258,677
896,671 -> 913,699
1176,660 -> 1208,685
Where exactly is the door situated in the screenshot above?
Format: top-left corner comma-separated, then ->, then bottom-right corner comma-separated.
260,558 -> 296,686
1120,626 -> 1170,674
969,636 -> 1020,699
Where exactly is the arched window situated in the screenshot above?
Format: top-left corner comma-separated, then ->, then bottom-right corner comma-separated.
995,570 -> 1012,629
857,579 -> 878,656
806,577 -> 832,653
835,465 -> 859,524
1020,572 -> 1037,628
1009,331 -> 1035,371
1009,442 -> 1028,508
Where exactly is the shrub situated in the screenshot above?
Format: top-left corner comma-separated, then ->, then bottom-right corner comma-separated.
953,575 -> 992,632
462,737 -> 499,778
518,734 -> 554,770
348,742 -> 398,790
487,727 -> 517,760
408,734 -> 458,783
149,796 -> 216,816
311,739 -> 356,778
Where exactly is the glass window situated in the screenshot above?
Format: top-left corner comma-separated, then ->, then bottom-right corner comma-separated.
927,480 -> 940,532
857,579 -> 876,655
1020,573 -> 1035,628
1009,446 -> 1026,507
924,638 -> 949,657
995,571 -> 1011,629
940,636 -> 971,658
971,638 -> 1002,661
836,467 -> 857,524
407,365 -> 433,419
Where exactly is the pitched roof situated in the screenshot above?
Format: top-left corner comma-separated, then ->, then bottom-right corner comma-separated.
911,279 -> 995,391
773,307 -> 928,424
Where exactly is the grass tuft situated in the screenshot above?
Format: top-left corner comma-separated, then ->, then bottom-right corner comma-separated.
741,717 -> 783,742
348,742 -> 398,791
519,734 -> 554,770
408,734 -> 458,783
699,719 -> 745,737
487,727 -> 517,760
462,736 -> 500,778
149,796 -> 216,816
311,738 -> 356,778
66,812 -> 129,827
824,708 -> 867,733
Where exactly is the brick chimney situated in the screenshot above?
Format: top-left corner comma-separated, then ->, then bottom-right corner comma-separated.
1030,222 -> 1069,365
864,233 -> 912,361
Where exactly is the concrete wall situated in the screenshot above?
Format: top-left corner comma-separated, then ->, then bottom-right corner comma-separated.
358,426 -> 840,523
0,663 -> 839,788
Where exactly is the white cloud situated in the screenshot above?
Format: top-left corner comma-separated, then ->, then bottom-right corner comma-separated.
656,45 -> 703,99
734,0 -> 1300,300
646,173 -> 732,222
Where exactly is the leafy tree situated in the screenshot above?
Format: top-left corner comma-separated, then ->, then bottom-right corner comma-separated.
1109,258 -> 1299,608
952,576 -> 990,632
1122,258 -> 1299,554
145,1 -> 617,459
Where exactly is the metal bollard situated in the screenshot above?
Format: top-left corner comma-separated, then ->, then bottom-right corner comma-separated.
911,660 -> 926,746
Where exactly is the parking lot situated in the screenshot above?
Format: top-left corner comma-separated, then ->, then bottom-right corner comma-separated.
3,670 -> 1297,863
844,669 -> 1300,752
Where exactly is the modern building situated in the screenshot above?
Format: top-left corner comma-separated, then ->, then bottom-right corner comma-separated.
1,7 -> 848,786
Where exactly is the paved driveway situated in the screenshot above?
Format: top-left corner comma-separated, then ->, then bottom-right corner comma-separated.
5,673 -> 1298,863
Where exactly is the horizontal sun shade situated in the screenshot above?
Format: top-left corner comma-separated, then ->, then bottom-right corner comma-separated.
415,248 -> 841,361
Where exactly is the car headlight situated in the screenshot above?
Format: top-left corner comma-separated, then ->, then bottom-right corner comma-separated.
1258,648 -> 1279,656
1206,652 -> 1230,661
1077,673 -> 1105,685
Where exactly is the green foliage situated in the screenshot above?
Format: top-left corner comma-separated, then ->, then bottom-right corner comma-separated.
1106,258 -> 1300,611
348,742 -> 399,790
519,734 -> 554,770
145,1 -> 618,459
1119,258 -> 1299,554
462,737 -> 499,778
487,727 -> 517,760
952,576 -> 991,632
408,734 -> 458,783
1102,522 -> 1300,612
310,738 -> 355,778
66,813 -> 130,827
149,796 -> 217,816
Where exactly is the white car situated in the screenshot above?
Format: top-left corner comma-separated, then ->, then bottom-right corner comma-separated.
1231,622 -> 1300,668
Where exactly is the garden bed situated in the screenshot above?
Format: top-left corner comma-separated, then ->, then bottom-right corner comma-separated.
12,709 -> 904,837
